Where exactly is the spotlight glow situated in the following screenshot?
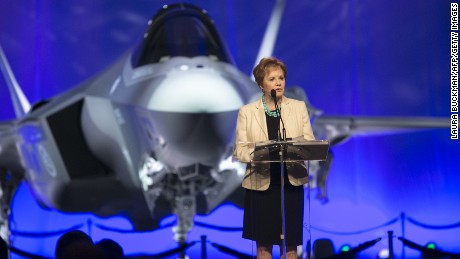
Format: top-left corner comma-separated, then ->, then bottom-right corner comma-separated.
378,248 -> 389,259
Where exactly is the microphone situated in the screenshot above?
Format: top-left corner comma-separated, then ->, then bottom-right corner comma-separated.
270,89 -> 286,141
270,89 -> 277,104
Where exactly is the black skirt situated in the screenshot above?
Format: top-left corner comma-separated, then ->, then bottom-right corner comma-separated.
242,176 -> 304,246
241,110 -> 305,246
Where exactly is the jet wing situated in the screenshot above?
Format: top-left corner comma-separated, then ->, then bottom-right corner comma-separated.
284,86 -> 450,145
313,115 -> 450,146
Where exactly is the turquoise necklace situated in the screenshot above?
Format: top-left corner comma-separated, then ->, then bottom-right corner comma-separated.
262,95 -> 281,117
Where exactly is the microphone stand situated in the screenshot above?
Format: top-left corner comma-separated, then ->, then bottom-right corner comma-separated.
272,92 -> 287,259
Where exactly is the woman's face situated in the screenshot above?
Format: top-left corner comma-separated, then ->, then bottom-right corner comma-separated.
261,66 -> 285,100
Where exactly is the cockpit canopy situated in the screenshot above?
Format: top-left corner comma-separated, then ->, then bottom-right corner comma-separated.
131,3 -> 233,68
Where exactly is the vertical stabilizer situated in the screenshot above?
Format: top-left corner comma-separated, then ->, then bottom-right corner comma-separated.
0,45 -> 31,117
253,0 -> 286,68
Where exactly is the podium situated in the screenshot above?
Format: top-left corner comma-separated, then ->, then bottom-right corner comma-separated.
250,138 -> 330,259
252,138 -> 330,162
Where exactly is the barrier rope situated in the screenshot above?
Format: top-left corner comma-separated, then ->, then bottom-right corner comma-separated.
94,221 -> 175,234
309,216 -> 399,235
10,224 -> 84,238
10,212 -> 460,239
7,212 -> 460,258
194,220 -> 243,231
406,216 -> 460,230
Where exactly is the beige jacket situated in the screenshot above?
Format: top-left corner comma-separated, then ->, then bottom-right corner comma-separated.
233,96 -> 315,191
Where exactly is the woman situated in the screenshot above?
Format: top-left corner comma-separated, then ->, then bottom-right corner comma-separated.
233,57 -> 315,259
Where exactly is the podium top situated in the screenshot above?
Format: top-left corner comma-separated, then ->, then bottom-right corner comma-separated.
248,139 -> 330,162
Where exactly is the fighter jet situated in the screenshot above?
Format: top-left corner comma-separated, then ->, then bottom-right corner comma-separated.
0,1 -> 449,251
0,3 -> 258,246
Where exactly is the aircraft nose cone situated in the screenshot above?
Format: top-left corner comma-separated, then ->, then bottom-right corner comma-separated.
149,110 -> 238,168
148,69 -> 244,113
138,68 -> 244,167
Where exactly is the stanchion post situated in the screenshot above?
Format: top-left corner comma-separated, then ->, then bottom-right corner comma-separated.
388,230 -> 394,259
201,235 -> 207,259
306,239 -> 311,259
400,213 -> 405,258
